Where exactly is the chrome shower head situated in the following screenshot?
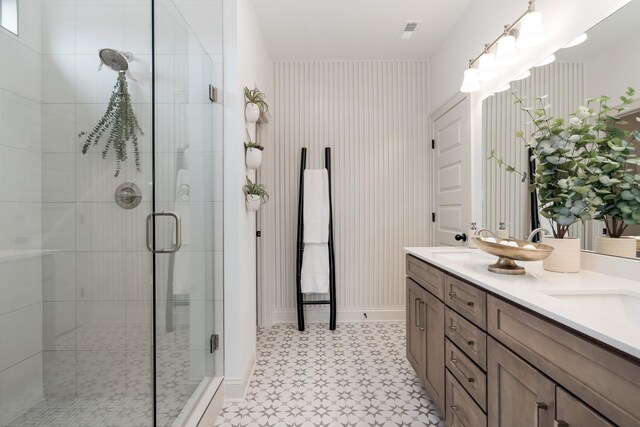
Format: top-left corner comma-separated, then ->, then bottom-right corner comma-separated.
98,48 -> 132,72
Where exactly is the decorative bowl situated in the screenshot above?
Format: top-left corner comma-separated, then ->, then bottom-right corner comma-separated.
472,236 -> 554,275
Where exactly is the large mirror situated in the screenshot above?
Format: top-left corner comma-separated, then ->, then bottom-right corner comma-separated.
482,0 -> 640,259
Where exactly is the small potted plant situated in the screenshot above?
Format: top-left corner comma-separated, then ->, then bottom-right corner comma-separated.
244,130 -> 263,170
243,176 -> 269,212
581,88 -> 640,258
243,86 -> 269,123
492,94 -> 595,272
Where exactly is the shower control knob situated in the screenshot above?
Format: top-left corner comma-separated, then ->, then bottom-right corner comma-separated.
454,233 -> 467,242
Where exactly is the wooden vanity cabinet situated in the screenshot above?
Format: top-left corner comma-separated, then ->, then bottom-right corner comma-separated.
405,254 -> 640,427
406,277 -> 424,377
487,337 -> 555,427
406,275 -> 446,413
556,387 -> 614,427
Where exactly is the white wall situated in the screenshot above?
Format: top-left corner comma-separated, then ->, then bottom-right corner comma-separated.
0,2 -> 44,424
259,61 -> 430,325
429,0 -> 632,224
222,0 -> 273,400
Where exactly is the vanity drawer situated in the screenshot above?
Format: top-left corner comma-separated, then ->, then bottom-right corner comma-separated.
488,295 -> 640,427
446,370 -> 487,427
556,387 -> 614,427
445,307 -> 487,370
446,274 -> 486,329
406,255 -> 445,300
445,338 -> 487,411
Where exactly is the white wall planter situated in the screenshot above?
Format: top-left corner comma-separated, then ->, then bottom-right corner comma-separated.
541,237 -> 581,273
245,147 -> 263,169
594,236 -> 637,258
246,194 -> 261,212
245,103 -> 260,123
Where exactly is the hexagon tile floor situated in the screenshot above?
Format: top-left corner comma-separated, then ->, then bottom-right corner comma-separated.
215,322 -> 446,426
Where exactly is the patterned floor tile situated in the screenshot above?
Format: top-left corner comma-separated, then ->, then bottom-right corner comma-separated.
216,322 -> 445,427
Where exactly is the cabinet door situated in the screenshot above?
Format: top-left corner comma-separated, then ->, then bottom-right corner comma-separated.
556,387 -> 614,427
406,278 -> 424,378
423,289 -> 445,413
488,337 -> 555,427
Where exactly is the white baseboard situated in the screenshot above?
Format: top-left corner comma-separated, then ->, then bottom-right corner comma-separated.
272,308 -> 405,324
223,352 -> 256,402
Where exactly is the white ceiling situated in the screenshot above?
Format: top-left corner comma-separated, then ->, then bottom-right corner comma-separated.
250,0 -> 473,60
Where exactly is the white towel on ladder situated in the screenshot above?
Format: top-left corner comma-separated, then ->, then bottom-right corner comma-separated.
302,169 -> 330,243
301,169 -> 330,294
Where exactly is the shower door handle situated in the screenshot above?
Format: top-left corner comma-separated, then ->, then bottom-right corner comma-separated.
146,211 -> 182,253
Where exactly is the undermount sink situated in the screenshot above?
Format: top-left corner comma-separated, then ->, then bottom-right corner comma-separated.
542,289 -> 640,327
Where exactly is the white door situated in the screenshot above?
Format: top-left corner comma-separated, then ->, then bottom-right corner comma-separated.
433,98 -> 470,246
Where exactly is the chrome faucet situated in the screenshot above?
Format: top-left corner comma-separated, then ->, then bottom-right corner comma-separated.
474,228 -> 497,238
527,227 -> 551,242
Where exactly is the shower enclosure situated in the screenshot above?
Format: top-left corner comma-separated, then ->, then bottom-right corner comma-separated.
0,1 -> 223,426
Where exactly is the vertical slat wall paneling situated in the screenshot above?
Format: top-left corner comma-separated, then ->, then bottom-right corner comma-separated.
259,61 -> 430,324
482,63 -> 585,241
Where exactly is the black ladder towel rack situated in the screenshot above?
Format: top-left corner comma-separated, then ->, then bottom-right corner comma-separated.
295,147 -> 336,331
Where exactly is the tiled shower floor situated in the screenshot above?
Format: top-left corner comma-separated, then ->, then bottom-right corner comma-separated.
216,322 -> 446,426
7,398 -> 154,427
8,326 -> 197,427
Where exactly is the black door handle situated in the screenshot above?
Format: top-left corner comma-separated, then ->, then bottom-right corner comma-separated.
455,233 -> 467,242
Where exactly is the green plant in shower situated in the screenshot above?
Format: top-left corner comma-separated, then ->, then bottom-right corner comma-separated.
79,72 -> 143,177
243,86 -> 269,114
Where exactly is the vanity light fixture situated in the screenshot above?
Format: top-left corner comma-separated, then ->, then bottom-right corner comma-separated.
459,0 -> 544,93
516,9 -> 545,48
535,54 -> 555,67
563,33 -> 587,48
495,29 -> 519,67
477,47 -> 498,81
460,66 -> 481,93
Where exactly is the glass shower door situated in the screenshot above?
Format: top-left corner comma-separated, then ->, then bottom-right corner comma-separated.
152,1 -> 221,426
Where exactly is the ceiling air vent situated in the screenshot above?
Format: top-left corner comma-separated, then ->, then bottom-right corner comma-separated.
400,21 -> 421,39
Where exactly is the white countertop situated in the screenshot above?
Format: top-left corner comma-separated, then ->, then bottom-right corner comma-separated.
404,247 -> 640,360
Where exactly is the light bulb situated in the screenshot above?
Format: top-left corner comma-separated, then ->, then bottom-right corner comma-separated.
563,33 -> 587,48
495,35 -> 518,67
477,52 -> 497,81
460,68 -> 480,93
535,54 -> 555,67
516,11 -> 545,48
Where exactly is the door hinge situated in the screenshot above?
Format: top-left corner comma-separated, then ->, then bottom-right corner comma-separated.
256,230 -> 262,237
209,334 -> 219,353
208,84 -> 217,103
431,139 -> 435,149
432,212 -> 436,222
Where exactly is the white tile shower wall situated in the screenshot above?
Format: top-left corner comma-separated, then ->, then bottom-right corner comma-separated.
0,2 -> 44,424
260,61 -> 430,325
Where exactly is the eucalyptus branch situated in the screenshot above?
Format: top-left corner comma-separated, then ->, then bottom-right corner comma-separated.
79,72 -> 143,177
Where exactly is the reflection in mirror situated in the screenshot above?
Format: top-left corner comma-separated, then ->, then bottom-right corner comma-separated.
482,0 -> 640,259
0,0 -> 18,35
